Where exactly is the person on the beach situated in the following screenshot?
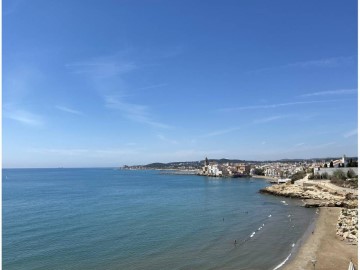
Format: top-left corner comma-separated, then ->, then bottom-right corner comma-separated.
234,240 -> 237,245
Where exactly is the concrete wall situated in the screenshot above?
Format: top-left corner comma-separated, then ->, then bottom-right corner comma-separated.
313,167 -> 358,176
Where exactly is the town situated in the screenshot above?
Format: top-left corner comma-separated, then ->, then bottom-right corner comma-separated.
122,155 -> 358,184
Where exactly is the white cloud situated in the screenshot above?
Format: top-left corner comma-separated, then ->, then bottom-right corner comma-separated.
66,61 -> 136,78
126,142 -> 137,146
28,148 -> 140,157
248,56 -> 355,74
295,142 -> 305,147
200,127 -> 242,138
56,106 -> 84,115
160,149 -> 225,160
344,129 -> 358,138
219,99 -> 342,112
286,56 -> 355,68
66,58 -> 136,79
157,134 -> 178,144
137,83 -> 167,90
253,115 -> 290,124
105,95 -> 171,129
301,88 -> 357,97
4,109 -> 43,126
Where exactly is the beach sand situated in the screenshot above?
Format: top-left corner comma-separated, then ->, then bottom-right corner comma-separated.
283,207 -> 358,270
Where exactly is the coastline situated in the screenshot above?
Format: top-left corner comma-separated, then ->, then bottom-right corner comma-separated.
252,175 -> 277,181
283,207 -> 358,270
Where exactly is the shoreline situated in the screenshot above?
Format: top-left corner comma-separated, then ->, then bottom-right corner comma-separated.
283,207 -> 358,270
252,175 -> 278,181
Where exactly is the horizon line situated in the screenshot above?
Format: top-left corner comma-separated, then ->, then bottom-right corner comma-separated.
4,155 -> 358,169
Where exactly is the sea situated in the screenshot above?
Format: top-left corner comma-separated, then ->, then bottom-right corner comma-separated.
3,168 -> 316,270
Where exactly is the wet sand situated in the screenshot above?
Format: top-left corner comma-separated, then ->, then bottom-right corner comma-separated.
283,207 -> 358,270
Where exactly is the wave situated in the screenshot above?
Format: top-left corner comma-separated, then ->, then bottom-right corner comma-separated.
238,215 -> 273,245
272,252 -> 292,270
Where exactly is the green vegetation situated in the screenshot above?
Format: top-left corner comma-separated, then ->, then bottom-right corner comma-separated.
329,169 -> 358,188
306,168 -> 313,174
347,169 -> 356,178
347,159 -> 358,167
253,168 -> 265,176
321,172 -> 329,179
290,170 -> 306,184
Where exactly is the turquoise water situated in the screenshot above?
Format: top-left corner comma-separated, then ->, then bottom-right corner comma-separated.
3,168 -> 316,269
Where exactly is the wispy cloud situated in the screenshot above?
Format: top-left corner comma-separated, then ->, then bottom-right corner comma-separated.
286,56 -> 355,68
253,115 -> 291,124
126,142 -> 137,146
66,60 -> 136,79
56,106 -> 84,115
157,134 -> 178,144
294,142 -> 306,147
219,99 -> 342,112
137,83 -> 167,91
344,129 -> 358,138
153,149 -> 225,160
301,88 -> 357,97
28,148 -> 140,157
199,127 -> 242,138
4,65 -> 43,102
201,115 -> 292,137
248,56 -> 356,74
105,95 -> 171,129
65,51 -> 137,79
4,109 -> 44,126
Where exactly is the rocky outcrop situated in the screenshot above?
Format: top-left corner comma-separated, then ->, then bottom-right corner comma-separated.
259,183 -> 357,209
336,209 -> 358,243
260,182 -> 358,244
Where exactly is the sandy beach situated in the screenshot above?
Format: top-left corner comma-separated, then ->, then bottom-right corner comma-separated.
283,207 -> 358,270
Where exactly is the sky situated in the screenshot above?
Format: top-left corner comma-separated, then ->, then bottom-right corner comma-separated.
3,0 -> 358,168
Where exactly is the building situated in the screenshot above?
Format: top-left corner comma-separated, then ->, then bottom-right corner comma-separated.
200,157 -> 223,177
235,164 -> 251,175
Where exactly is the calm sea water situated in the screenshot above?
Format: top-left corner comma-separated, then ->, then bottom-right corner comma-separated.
3,168 -> 316,270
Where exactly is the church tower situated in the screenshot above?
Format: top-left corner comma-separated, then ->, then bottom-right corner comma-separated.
205,157 -> 209,166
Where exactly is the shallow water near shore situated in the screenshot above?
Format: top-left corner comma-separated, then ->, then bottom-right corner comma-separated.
3,168 -> 316,270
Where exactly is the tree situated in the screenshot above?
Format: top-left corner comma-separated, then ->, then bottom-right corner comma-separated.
253,168 -> 264,176
329,161 -> 334,168
321,172 -> 329,179
332,169 -> 346,180
291,171 -> 306,183
347,159 -> 358,167
347,169 -> 356,179
330,170 -> 347,187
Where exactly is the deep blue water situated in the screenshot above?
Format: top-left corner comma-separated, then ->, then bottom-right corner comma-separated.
3,168 -> 316,270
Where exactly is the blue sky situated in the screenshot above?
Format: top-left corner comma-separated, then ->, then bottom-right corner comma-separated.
3,0 -> 358,168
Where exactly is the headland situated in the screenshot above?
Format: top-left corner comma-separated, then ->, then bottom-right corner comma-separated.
261,177 -> 358,269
